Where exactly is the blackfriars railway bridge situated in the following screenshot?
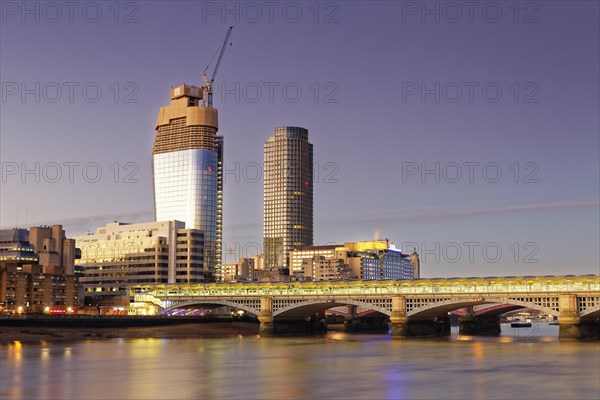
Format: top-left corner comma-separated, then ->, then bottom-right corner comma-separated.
132,275 -> 600,339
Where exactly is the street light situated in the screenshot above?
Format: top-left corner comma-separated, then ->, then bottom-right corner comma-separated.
17,306 -> 23,315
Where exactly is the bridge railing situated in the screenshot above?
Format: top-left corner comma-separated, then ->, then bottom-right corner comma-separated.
134,276 -> 600,299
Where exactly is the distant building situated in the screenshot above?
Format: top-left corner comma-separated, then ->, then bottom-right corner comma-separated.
252,254 -> 265,271
301,256 -> 350,281
220,258 -> 255,283
221,263 -> 237,283
410,250 -> 420,279
289,240 -> 417,281
0,225 -> 78,314
342,241 -> 414,280
289,245 -> 340,277
254,269 -> 290,282
264,126 -> 313,271
74,221 -> 204,305
237,257 -> 254,281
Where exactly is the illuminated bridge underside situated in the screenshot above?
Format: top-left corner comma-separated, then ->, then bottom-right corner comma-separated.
134,276 -> 600,338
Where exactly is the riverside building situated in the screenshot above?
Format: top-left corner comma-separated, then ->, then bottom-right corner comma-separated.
74,221 -> 204,305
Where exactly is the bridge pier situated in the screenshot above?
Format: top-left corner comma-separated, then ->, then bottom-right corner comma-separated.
557,294 -> 600,339
390,296 -> 409,337
391,317 -> 451,337
258,297 -> 274,336
343,305 -> 358,327
271,317 -> 326,335
389,296 -> 451,338
558,294 -> 586,339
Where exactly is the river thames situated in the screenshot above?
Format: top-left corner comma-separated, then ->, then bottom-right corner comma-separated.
2,323 -> 599,400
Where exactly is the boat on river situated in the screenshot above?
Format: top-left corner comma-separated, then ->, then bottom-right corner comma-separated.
511,321 -> 532,328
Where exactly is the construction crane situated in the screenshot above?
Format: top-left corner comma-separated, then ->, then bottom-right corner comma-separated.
202,26 -> 233,107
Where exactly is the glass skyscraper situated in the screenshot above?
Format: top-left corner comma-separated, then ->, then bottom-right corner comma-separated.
153,84 -> 223,280
263,126 -> 313,271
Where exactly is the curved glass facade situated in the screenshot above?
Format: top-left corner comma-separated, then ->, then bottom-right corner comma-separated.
153,149 -> 217,274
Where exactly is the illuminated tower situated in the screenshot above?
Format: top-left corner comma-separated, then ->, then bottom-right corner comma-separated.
153,84 -> 222,280
263,126 -> 313,271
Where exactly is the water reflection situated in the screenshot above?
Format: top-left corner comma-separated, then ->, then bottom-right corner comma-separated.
1,324 -> 599,400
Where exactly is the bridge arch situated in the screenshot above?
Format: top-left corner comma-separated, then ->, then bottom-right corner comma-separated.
580,304 -> 600,319
162,300 -> 260,317
273,298 -> 391,319
473,304 -> 524,317
407,297 -> 559,319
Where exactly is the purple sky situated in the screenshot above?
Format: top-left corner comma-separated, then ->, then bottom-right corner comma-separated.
1,1 -> 598,277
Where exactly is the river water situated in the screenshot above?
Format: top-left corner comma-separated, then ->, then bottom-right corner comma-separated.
2,323 -> 599,400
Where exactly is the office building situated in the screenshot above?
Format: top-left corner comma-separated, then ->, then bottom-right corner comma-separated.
264,126 -> 313,271
153,84 -> 223,281
74,221 -> 204,305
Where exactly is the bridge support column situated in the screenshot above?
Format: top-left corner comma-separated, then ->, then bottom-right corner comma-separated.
390,296 -> 409,337
344,305 -> 359,331
258,297 -> 274,336
558,294 -> 581,340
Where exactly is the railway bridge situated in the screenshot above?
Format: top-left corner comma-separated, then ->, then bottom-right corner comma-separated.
132,275 -> 600,339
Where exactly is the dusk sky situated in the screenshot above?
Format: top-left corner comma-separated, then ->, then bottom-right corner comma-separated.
1,1 -> 598,277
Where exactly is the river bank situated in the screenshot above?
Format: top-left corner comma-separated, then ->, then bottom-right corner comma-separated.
0,322 -> 259,343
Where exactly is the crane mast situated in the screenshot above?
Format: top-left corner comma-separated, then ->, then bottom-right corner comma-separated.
202,26 -> 233,107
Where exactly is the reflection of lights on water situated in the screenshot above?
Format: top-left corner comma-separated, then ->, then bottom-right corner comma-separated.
498,336 -> 514,343
472,342 -> 484,359
10,341 -> 23,364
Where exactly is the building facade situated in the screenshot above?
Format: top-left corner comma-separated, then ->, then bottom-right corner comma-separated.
153,84 -> 223,281
301,256 -> 350,281
74,221 -> 204,305
343,241 -> 415,280
0,225 -> 78,314
289,245 -> 340,277
264,126 -> 313,271
220,257 -> 255,283
289,241 -> 416,282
